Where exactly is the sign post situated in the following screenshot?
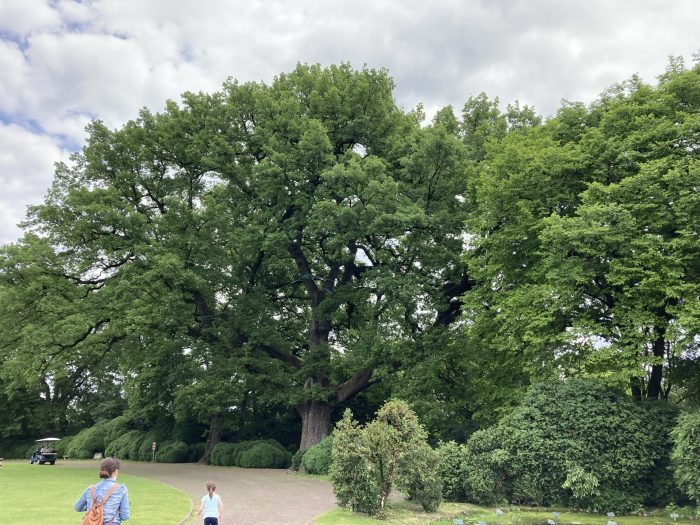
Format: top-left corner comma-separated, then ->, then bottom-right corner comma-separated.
151,441 -> 157,462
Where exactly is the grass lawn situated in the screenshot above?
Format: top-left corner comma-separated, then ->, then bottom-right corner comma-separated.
0,460 -> 191,525
316,500 -> 694,525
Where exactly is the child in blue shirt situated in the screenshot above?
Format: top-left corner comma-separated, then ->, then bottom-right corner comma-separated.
197,481 -> 224,525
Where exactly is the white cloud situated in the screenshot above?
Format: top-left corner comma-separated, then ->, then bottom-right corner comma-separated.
0,124 -> 68,245
0,39 -> 30,114
0,0 -> 698,244
0,0 -> 60,35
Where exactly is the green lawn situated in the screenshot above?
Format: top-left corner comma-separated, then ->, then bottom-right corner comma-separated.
0,461 -> 192,525
316,500 -> 694,525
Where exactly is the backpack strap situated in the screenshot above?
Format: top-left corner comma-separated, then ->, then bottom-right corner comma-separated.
90,483 -> 121,525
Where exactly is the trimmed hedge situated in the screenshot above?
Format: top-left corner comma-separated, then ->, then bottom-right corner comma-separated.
66,422 -> 111,459
301,436 -> 333,474
137,432 -> 161,461
239,442 -> 291,469
105,430 -> 146,460
210,439 -> 291,468
210,442 -> 237,466
156,441 -> 189,463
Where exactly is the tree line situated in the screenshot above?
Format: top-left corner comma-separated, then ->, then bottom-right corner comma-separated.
0,59 -> 698,460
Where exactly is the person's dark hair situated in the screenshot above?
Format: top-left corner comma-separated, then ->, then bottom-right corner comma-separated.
99,457 -> 121,479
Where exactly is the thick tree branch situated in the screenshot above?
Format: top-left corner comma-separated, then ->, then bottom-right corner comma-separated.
333,367 -> 373,406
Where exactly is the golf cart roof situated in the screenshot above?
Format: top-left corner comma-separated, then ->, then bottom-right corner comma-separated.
35,437 -> 61,442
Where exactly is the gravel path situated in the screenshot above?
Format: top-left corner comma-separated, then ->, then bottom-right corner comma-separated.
63,460 -> 337,525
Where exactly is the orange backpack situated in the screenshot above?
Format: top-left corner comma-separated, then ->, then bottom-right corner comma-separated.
81,483 -> 120,525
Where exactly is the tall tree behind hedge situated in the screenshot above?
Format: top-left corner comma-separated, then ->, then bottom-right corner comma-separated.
461,60 -> 700,408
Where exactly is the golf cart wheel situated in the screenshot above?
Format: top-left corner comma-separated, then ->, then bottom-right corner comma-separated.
50,461 -> 55,465
39,461 -> 45,465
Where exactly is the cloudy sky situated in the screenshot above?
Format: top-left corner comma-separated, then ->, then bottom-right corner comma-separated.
0,0 -> 698,245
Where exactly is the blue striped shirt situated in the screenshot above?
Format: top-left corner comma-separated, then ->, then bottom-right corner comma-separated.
75,479 -> 130,524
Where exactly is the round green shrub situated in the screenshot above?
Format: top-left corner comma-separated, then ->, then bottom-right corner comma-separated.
210,442 -> 237,466
301,436 -> 333,474
437,441 -> 469,502
238,442 -> 292,469
458,379 -> 678,512
229,441 -> 257,466
59,435 -> 75,457
125,432 -> 148,461
156,441 -> 188,463
462,427 -> 509,505
672,410 -> 700,504
105,430 -> 143,460
103,416 -> 130,450
67,421 -> 111,459
291,448 -> 305,471
137,432 -> 162,461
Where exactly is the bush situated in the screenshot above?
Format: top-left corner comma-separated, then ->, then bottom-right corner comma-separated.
331,400 -> 441,516
59,435 -> 75,457
67,422 -> 111,459
302,436 -> 333,474
137,432 -> 161,461
462,427 -> 509,505
125,432 -> 148,461
437,441 -> 468,502
291,448 -> 305,471
156,441 -> 189,463
210,442 -> 237,466
331,411 -> 380,515
209,440 -> 291,468
239,442 -> 292,469
105,430 -> 144,460
400,442 -> 443,512
458,379 -> 678,512
103,416 -> 130,449
230,441 -> 258,466
187,443 -> 207,463
672,410 -> 700,504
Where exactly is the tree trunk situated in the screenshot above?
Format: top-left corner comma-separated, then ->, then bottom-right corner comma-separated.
236,391 -> 248,440
297,401 -> 333,452
646,324 -> 666,399
630,378 -> 643,401
199,414 -> 223,464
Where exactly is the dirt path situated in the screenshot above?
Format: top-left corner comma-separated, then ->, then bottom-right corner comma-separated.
63,460 -> 337,525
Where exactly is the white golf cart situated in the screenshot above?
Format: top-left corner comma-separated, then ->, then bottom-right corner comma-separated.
29,437 -> 61,465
